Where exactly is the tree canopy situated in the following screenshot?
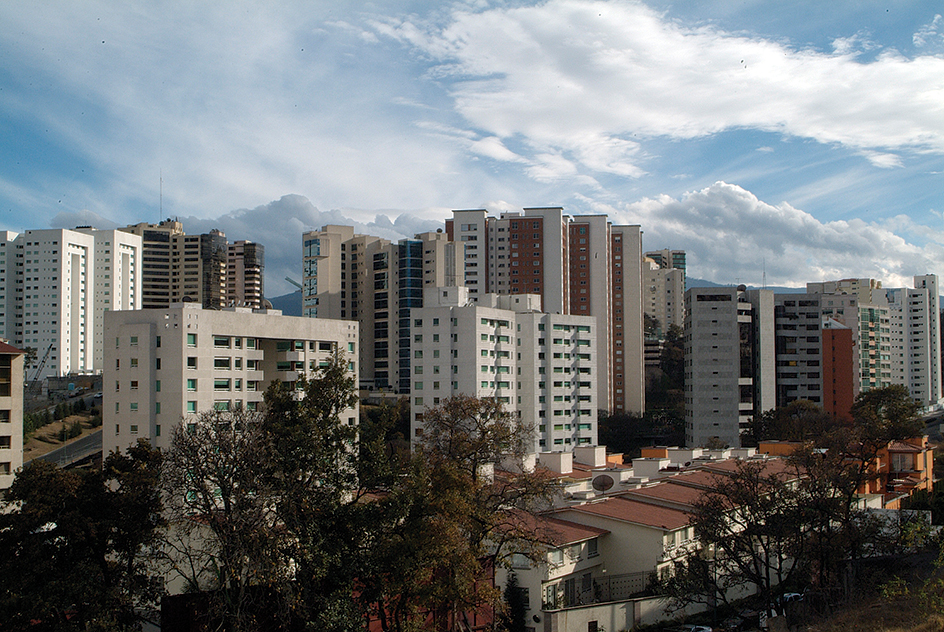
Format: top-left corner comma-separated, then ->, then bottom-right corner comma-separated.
0,442 -> 164,632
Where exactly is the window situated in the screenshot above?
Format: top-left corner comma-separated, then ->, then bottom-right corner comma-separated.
0,436 -> 10,449
130,336 -> 138,346
214,357 -> 231,369
130,358 -> 139,368
187,333 -> 197,346
549,549 -> 564,566
214,336 -> 231,348
187,379 -> 197,392
130,380 -> 138,390
187,357 -> 197,369
214,379 -> 230,390
587,538 -> 598,557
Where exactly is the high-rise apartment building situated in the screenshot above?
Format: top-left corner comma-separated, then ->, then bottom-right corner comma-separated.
0,341 -> 24,489
684,286 -> 775,447
302,226 -> 463,392
121,220 -> 228,310
808,279 -> 891,393
303,208 -> 643,415
0,228 -> 142,379
822,318 -> 856,421
446,208 -> 644,414
410,287 -> 599,453
886,275 -> 942,407
643,250 -> 686,336
103,303 -> 359,454
226,241 -> 265,308
773,294 -> 856,419
644,249 -> 686,283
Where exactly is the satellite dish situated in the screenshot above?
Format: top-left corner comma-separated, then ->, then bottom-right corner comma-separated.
592,474 -> 614,492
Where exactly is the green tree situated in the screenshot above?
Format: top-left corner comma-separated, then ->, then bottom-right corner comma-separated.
0,441 -> 164,631
261,350 -> 370,632
742,399 -> 837,446
501,572 -> 528,632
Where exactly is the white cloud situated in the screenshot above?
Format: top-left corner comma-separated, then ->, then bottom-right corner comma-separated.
377,0 -> 944,181
614,181 -> 941,288
860,151 -> 904,169
913,15 -> 943,51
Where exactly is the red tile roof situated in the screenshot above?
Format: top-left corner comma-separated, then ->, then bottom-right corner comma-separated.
563,496 -> 690,531
622,482 -> 704,507
0,341 -> 24,355
887,441 -> 924,453
505,509 -> 609,546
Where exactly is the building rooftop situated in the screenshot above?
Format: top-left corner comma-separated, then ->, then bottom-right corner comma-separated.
563,496 -> 690,531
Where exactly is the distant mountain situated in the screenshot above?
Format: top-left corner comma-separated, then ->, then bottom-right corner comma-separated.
268,290 -> 302,317
686,277 -> 806,294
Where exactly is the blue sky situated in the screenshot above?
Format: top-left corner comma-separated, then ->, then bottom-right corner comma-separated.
1,1 -> 942,296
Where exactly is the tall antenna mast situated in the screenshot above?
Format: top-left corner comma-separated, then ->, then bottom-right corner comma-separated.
160,169 -> 163,221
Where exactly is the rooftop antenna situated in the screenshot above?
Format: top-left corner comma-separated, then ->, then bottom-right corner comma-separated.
159,169 -> 163,221
763,257 -> 767,289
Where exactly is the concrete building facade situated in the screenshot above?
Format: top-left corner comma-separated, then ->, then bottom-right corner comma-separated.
0,341 -> 24,489
643,252 -> 686,336
120,220 -> 229,310
0,228 -> 142,379
684,286 -> 775,447
886,275 -> 942,407
302,226 -> 463,392
809,280 -> 892,394
410,287 -> 599,454
446,208 -> 644,415
226,241 -> 265,308
103,303 -> 359,454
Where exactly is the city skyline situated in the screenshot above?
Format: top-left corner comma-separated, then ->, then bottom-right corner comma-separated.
1,1 -> 942,296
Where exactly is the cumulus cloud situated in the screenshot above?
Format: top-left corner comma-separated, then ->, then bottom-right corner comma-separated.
612,181 -> 941,289
913,15 -> 943,52
47,195 -> 442,298
375,0 -> 944,181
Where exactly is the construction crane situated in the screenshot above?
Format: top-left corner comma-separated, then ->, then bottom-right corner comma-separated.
26,343 -> 53,398
284,277 -> 302,291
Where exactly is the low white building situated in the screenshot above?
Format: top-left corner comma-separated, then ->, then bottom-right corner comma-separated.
103,303 -> 359,454
410,287 -> 599,454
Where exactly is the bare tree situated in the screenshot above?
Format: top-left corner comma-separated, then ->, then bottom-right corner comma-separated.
161,407 -> 290,632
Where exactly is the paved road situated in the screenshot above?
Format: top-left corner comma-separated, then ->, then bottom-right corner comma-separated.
30,429 -> 102,468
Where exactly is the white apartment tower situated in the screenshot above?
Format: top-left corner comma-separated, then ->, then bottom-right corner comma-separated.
103,303 -> 359,454
410,287 -> 599,454
684,286 -> 775,448
302,226 -> 463,392
643,250 -> 686,336
886,274 -> 942,407
0,228 -> 142,379
446,208 -> 644,415
808,278 -> 891,393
